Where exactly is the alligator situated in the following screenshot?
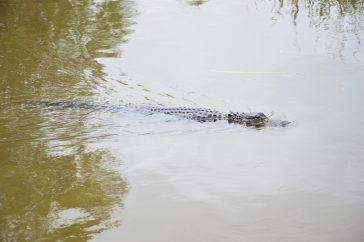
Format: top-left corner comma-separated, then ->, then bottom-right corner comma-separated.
24,101 -> 291,128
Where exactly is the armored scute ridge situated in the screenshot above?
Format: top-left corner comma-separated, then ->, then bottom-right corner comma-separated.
147,107 -> 223,123
143,107 -> 290,127
24,101 -> 291,128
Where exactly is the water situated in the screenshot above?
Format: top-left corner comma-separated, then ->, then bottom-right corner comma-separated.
1,0 -> 364,241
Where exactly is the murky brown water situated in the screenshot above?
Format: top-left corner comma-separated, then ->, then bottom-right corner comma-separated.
1,0 -> 364,241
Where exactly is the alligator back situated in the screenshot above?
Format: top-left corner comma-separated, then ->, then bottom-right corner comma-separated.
24,101 -> 290,127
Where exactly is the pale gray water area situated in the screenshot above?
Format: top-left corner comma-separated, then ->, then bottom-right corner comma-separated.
1,0 -> 364,241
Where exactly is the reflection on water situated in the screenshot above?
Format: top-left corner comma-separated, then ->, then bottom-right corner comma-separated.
186,0 -> 363,57
0,100 -> 128,241
0,0 -> 134,100
271,0 -> 364,57
0,0 -> 364,241
273,0 -> 364,26
188,0 -> 208,7
0,138 -> 127,241
0,0 -> 133,240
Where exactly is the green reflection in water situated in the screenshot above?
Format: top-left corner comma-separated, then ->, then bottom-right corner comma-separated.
271,0 -> 364,57
0,0 -> 134,101
0,140 -> 127,241
0,0 -> 134,240
188,0 -> 208,7
273,0 -> 364,26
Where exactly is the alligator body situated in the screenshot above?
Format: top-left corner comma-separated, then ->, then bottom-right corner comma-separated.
24,101 -> 290,128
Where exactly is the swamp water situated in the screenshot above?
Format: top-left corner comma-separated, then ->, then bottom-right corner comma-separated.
1,0 -> 364,241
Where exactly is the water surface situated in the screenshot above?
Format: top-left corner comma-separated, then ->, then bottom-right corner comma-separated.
1,0 -> 364,241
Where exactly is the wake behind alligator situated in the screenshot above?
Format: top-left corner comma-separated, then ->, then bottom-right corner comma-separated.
24,101 -> 291,128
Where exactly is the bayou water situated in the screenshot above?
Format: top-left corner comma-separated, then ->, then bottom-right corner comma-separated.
1,0 -> 364,241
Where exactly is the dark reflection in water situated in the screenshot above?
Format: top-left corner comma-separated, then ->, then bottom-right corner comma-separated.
0,0 -> 134,100
188,0 -> 208,6
0,102 -> 128,241
0,136 -> 127,241
0,0 -> 133,240
272,0 -> 364,26
271,0 -> 364,57
187,0 -> 363,57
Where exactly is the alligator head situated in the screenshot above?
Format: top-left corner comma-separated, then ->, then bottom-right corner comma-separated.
227,112 -> 290,128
